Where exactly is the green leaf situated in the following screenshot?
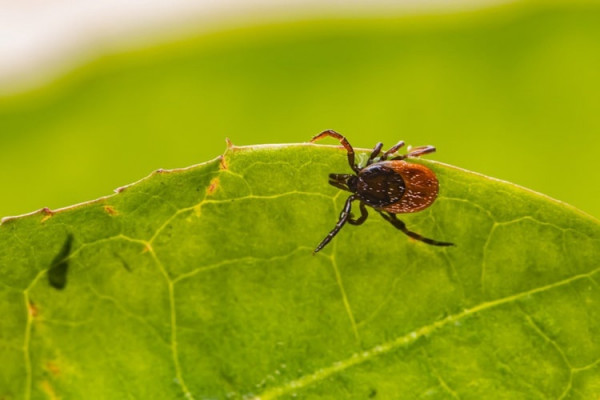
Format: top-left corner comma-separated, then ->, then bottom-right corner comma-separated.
1,143 -> 599,399
2,2 -> 600,219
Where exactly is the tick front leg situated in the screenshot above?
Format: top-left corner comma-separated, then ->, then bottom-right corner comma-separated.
314,195 -> 357,254
380,140 -> 405,160
367,142 -> 383,165
378,212 -> 454,246
311,130 -> 360,173
348,202 -> 368,225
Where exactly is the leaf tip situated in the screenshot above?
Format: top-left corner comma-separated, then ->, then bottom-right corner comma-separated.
225,137 -> 234,148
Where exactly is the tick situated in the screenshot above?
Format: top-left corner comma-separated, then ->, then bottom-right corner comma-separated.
311,130 -> 454,253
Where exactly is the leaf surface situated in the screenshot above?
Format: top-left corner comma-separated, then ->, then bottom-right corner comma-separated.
1,143 -> 599,399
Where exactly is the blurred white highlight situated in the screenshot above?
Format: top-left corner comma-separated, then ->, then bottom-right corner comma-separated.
0,0 -> 508,95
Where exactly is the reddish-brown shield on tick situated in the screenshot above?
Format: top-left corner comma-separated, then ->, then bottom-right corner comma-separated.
310,130 -> 454,253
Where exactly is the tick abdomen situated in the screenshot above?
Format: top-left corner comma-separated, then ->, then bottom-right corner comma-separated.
378,161 -> 439,213
357,164 -> 406,208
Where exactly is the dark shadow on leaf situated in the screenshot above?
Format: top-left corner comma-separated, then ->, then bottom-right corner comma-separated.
48,233 -> 73,290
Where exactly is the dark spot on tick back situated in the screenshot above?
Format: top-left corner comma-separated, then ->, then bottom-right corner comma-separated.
48,234 -> 74,290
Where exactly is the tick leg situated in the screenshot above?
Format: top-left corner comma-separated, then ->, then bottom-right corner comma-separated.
392,145 -> 436,160
348,202 -> 368,225
311,130 -> 360,173
380,140 -> 405,160
314,195 -> 357,254
378,212 -> 454,246
408,145 -> 436,158
367,142 -> 383,165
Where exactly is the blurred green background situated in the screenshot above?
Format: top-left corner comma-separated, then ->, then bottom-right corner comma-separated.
1,1 -> 599,219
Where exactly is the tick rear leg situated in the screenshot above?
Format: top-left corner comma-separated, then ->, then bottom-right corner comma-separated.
311,130 -> 360,173
348,202 -> 368,225
314,195 -> 357,254
380,140 -> 406,160
379,212 -> 454,246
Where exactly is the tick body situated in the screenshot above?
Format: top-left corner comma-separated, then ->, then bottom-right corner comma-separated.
311,130 -> 453,253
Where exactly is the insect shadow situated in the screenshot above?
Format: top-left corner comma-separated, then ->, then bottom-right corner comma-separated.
48,233 -> 74,290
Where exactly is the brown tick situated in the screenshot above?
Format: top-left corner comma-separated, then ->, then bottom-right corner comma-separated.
311,130 -> 454,253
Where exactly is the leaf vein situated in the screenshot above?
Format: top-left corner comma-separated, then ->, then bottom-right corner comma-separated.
253,266 -> 600,400
328,247 -> 360,344
147,247 -> 194,400
518,307 -> 573,400
422,348 -> 461,400
87,285 -> 169,347
172,247 -> 312,283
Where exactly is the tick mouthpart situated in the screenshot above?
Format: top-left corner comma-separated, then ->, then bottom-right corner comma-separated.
328,173 -> 347,182
328,174 -> 358,192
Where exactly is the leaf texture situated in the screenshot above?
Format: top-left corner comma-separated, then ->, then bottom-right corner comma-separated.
1,143 -> 599,399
